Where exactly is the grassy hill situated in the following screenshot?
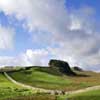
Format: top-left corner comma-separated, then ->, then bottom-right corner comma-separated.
0,73 -> 34,100
0,70 -> 100,100
58,89 -> 100,100
69,89 -> 100,100
8,66 -> 100,91
0,59 -> 100,100
8,67 -> 72,90
0,73 -> 57,100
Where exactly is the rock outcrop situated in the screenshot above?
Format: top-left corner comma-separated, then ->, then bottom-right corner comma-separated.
73,66 -> 83,72
49,59 -> 76,76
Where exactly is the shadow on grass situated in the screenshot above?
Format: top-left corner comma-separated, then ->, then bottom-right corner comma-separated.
68,96 -> 100,100
76,74 -> 90,77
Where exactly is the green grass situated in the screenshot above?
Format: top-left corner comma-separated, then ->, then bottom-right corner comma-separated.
8,67 -> 100,91
57,89 -> 100,100
0,73 -> 34,100
69,89 -> 100,100
0,66 -> 100,100
9,68 -> 72,90
7,94 -> 56,100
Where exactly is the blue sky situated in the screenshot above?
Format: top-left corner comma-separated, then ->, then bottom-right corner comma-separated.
67,0 -> 100,9
67,0 -> 100,20
0,0 -> 100,71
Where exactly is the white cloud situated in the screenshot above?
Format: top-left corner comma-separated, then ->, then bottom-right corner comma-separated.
69,15 -> 82,31
0,0 -> 69,45
0,56 -> 14,67
20,49 -> 49,66
0,25 -> 15,49
0,49 -> 49,67
0,0 -> 100,71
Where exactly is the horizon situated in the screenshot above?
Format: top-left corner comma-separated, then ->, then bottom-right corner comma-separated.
0,0 -> 100,72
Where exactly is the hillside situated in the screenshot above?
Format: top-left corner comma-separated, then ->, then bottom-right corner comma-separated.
68,89 -> 100,100
58,89 -> 100,100
0,73 -> 34,100
0,71 -> 100,100
8,67 -> 72,90
0,59 -> 100,100
8,66 -> 100,91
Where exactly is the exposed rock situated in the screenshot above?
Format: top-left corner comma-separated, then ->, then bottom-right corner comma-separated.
73,66 -> 83,72
49,59 -> 76,76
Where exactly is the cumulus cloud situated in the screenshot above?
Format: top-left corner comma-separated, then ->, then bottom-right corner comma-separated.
0,0 -> 69,45
0,56 -> 14,67
0,25 -> 15,49
18,49 -> 49,66
0,49 -> 49,67
0,0 -> 100,71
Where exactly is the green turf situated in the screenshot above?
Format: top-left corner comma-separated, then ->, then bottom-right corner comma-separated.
57,89 -> 100,100
8,67 -> 100,91
0,66 -> 100,100
7,94 -> 56,100
8,68 -> 72,90
0,73 -> 34,100
69,89 -> 100,100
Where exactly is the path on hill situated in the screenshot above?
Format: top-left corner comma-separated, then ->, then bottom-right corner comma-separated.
4,72 -> 55,94
4,72 -> 100,95
65,85 -> 100,95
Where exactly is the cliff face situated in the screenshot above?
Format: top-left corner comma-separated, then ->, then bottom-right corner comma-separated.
49,59 -> 76,76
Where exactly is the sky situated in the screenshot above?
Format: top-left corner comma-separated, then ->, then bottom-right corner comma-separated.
0,0 -> 100,72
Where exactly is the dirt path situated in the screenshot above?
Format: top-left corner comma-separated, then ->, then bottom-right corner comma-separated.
65,85 -> 100,95
4,72 -> 100,95
4,72 -> 55,93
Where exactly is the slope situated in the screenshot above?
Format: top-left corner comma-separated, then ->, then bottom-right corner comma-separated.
8,67 -> 100,91
0,73 -> 33,100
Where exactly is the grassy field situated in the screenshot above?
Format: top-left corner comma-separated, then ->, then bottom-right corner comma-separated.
58,89 -> 100,100
0,73 -> 57,100
0,66 -> 100,100
5,94 -> 56,100
0,73 -> 34,100
8,67 -> 72,90
8,67 -> 100,91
